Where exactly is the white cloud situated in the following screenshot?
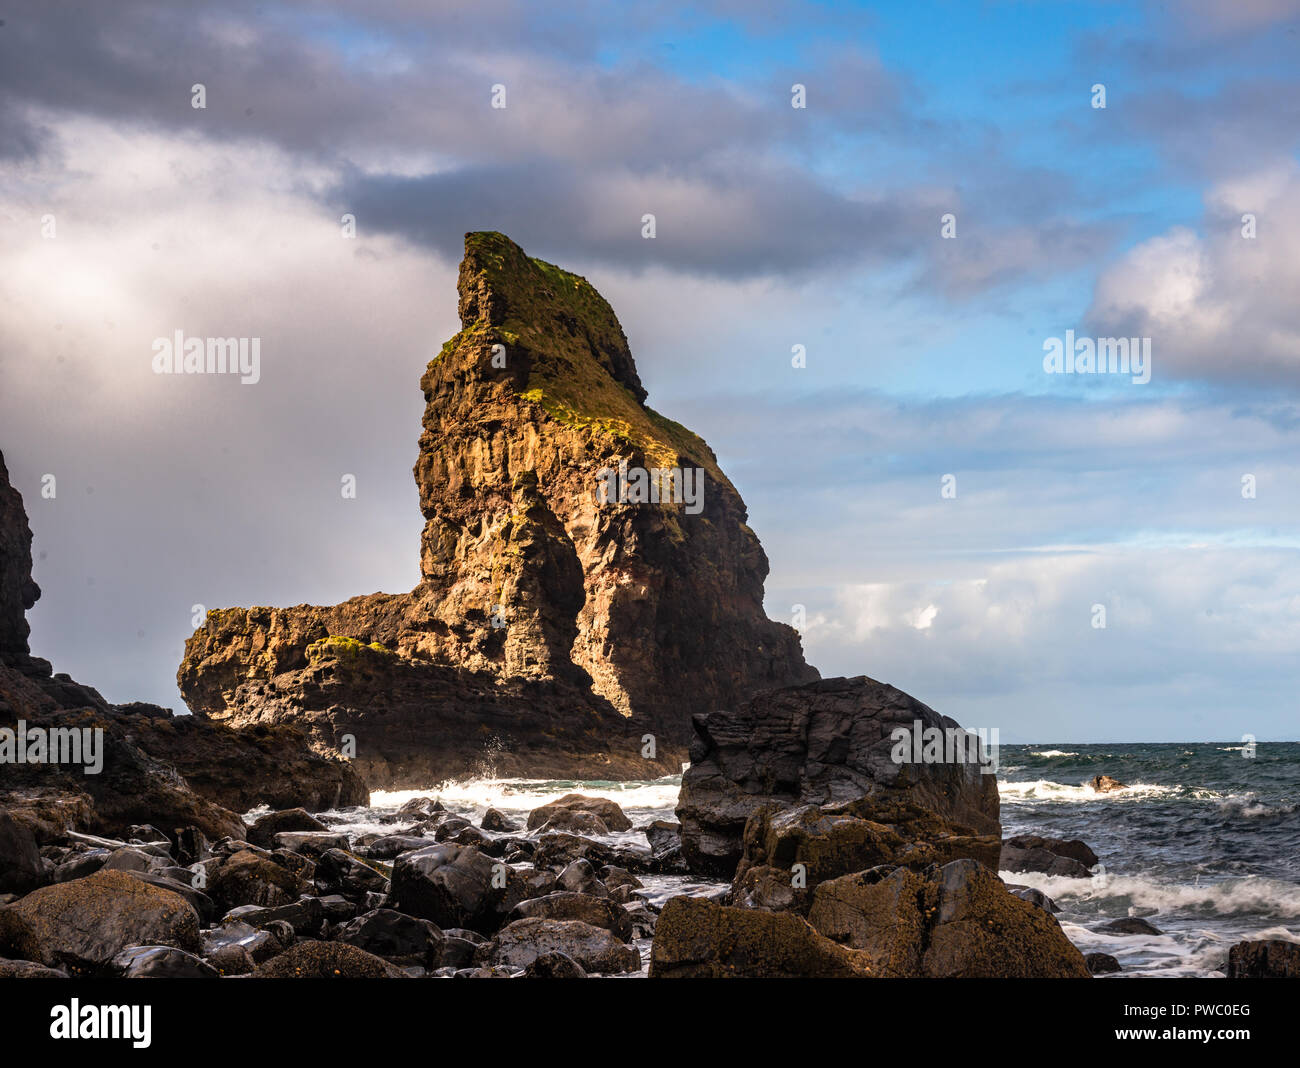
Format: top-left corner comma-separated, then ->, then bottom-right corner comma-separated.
1088,162 -> 1300,385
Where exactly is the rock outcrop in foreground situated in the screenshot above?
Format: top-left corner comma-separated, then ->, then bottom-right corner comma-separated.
0,449 -> 366,851
677,675 -> 1001,879
178,232 -> 816,785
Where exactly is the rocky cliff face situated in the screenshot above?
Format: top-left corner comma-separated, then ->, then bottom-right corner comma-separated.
178,232 -> 816,785
0,451 -> 40,663
0,450 -> 365,841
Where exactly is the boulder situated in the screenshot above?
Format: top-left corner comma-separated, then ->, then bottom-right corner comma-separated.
649,895 -> 870,978
201,920 -> 281,965
108,945 -> 219,978
1098,917 -> 1162,936
677,675 -> 999,878
0,810 -> 44,894
523,951 -> 587,978
390,844 -> 527,933
335,908 -> 445,968
486,918 -> 640,974
252,940 -> 408,978
999,841 -> 1092,879
806,859 -> 1091,978
732,800 -> 1000,907
208,849 -> 305,911
223,896 -> 324,935
481,808 -> 518,832
527,794 -> 632,833
0,957 -> 67,978
247,808 -> 327,848
1225,939 -> 1300,978
273,831 -> 350,856
507,892 -> 633,941
1088,775 -> 1127,794
1004,834 -> 1098,867
1085,952 -> 1122,974
0,869 -> 200,972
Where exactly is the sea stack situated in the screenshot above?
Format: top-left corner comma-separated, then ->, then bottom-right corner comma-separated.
178,232 -> 817,785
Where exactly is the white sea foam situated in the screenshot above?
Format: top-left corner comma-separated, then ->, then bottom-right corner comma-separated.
1004,869 -> 1300,920
998,779 -> 1177,803
369,776 -> 683,815
1030,750 -> 1079,758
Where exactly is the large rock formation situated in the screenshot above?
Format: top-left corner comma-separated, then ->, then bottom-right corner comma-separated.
0,449 -> 366,845
178,232 -> 816,785
676,675 -> 1000,879
0,451 -> 40,663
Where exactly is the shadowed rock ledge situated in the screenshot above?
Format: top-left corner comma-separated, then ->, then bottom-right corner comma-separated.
178,231 -> 817,786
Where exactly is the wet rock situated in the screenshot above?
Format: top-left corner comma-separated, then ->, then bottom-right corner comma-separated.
313,848 -> 390,898
806,859 -> 1091,978
1085,952 -> 1122,974
224,895 -> 324,935
532,833 -> 616,869
335,908 -> 445,968
206,943 -> 256,976
361,835 -> 430,861
125,871 -> 216,925
1225,939 -> 1300,978
527,794 -> 632,833
1088,775 -> 1127,794
481,808 -> 517,832
678,675 -> 1000,879
252,940 -> 408,978
0,957 -> 68,978
317,894 -> 357,923
556,859 -> 607,898
108,945 -> 219,978
1005,835 -> 1097,867
272,831 -> 350,856
208,849 -> 305,911
390,844 -> 528,933
397,797 -> 444,819
523,951 -> 587,978
1,869 -> 200,972
1098,917 -> 1163,936
201,921 -> 281,965
649,895 -> 869,978
52,849 -> 109,883
1005,884 -> 1061,914
247,808 -> 329,848
536,810 -> 611,837
644,819 -> 689,873
1000,836 -> 1094,878
734,800 -> 1000,906
508,892 -> 633,941
0,811 -> 44,894
486,918 -> 640,974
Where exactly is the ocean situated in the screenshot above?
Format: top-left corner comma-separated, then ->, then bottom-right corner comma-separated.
308,741 -> 1300,978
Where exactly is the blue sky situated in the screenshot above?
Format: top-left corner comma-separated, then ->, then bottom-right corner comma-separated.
1,0 -> 1298,742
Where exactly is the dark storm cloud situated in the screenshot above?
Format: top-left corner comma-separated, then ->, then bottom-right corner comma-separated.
335,161 -> 934,277
0,0 -> 1111,290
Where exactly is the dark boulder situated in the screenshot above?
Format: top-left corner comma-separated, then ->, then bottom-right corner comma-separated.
677,676 -> 1000,879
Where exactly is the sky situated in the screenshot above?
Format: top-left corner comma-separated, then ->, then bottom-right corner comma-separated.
1,0 -> 1298,742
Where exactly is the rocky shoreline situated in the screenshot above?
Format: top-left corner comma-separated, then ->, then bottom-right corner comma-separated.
1,234 -> 1291,980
